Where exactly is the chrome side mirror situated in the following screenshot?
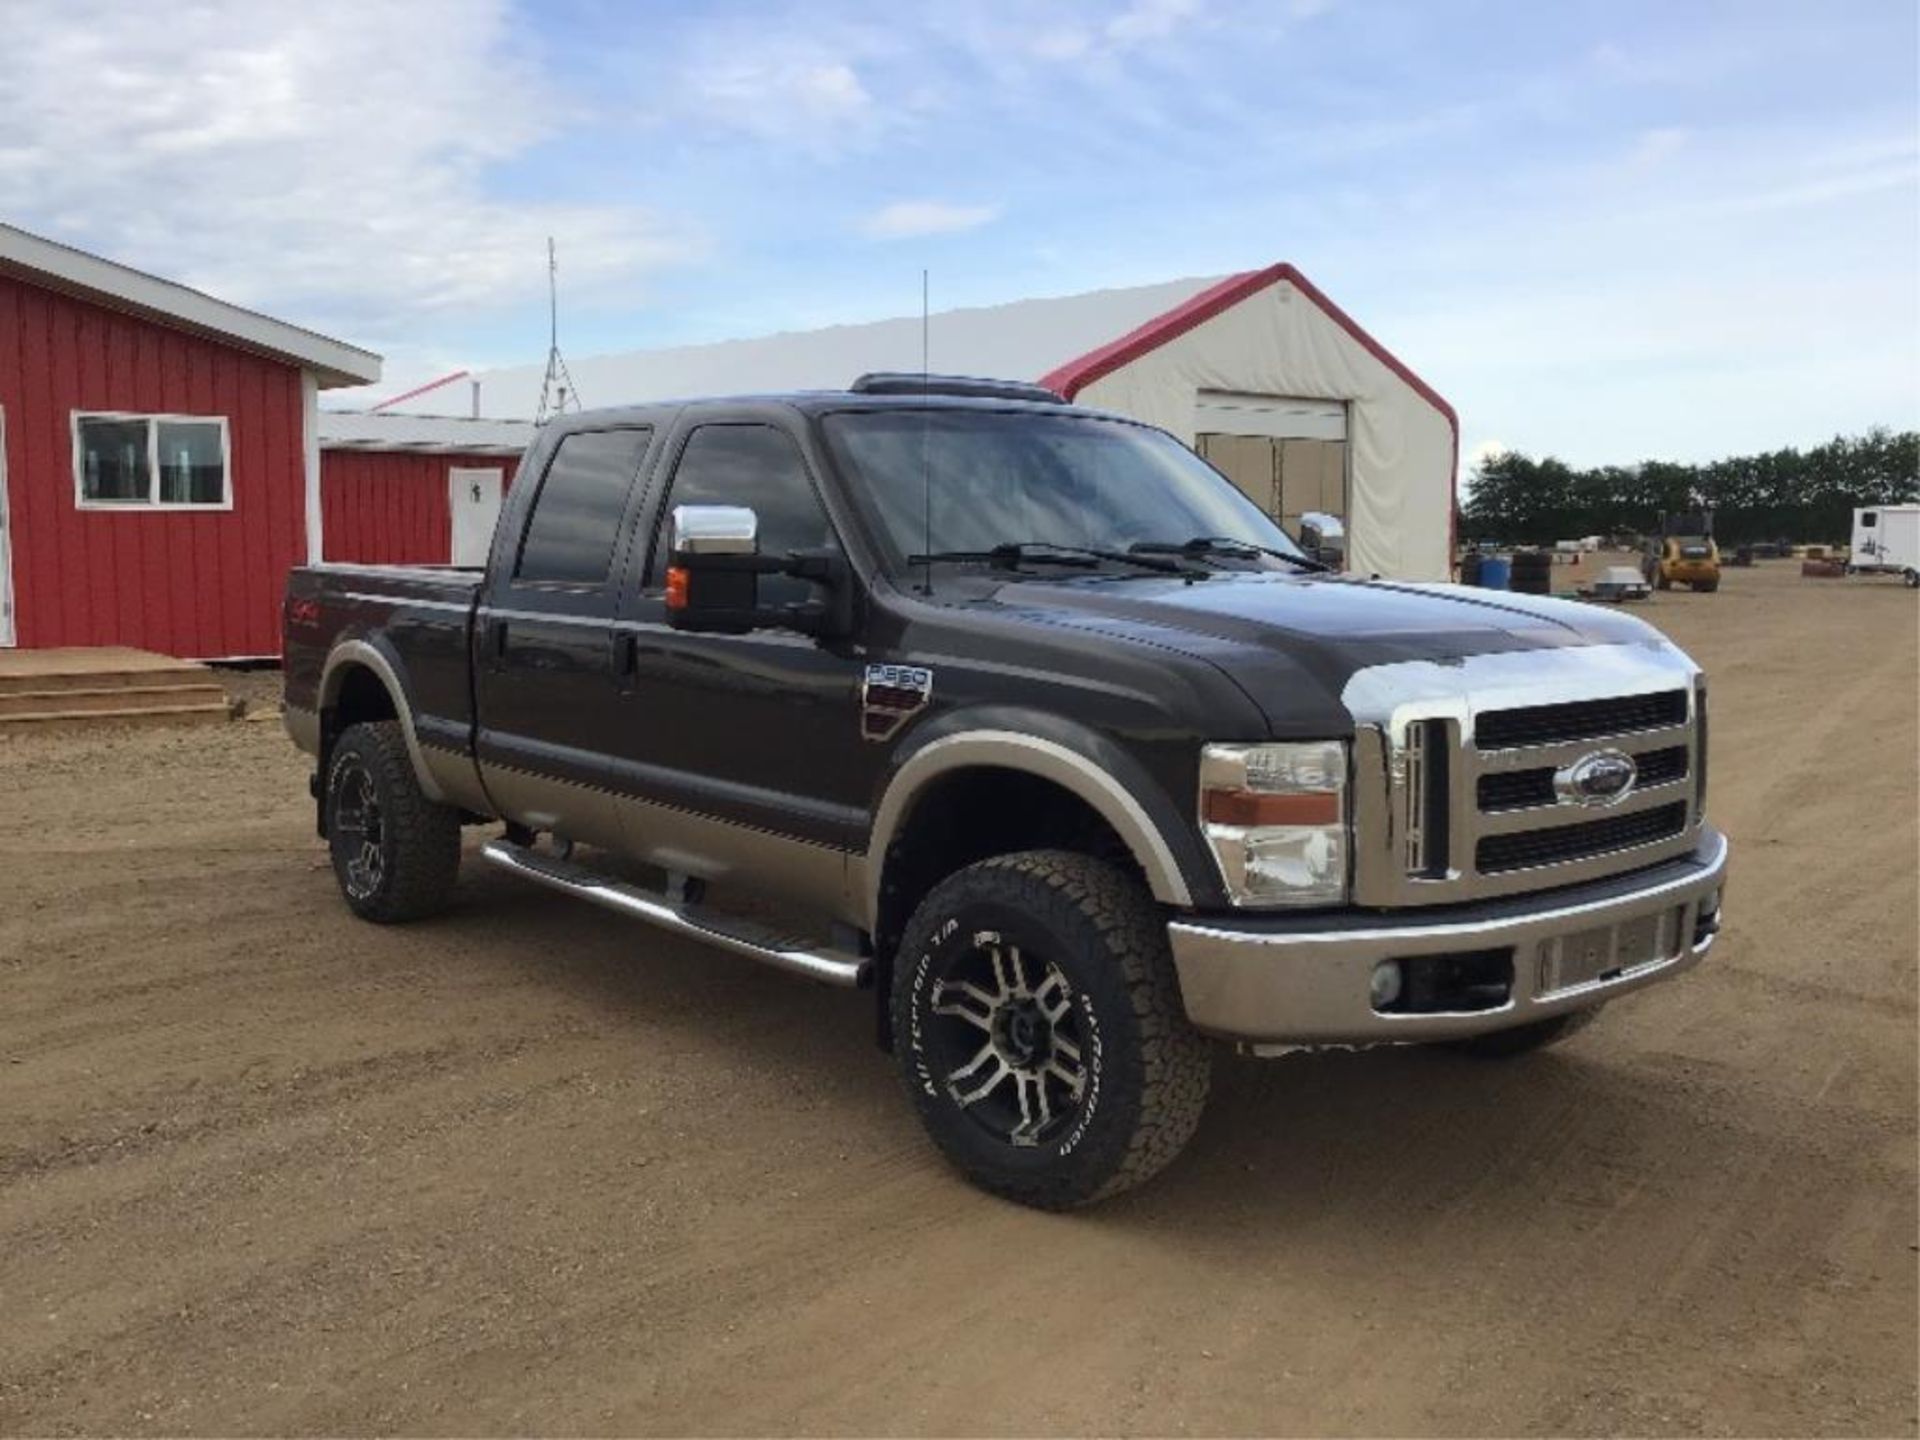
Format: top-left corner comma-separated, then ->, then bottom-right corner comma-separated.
667,505 -> 762,629
671,504 -> 759,556
665,504 -> 852,638
1298,510 -> 1346,569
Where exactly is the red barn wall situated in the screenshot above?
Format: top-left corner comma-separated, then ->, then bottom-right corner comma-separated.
321,449 -> 519,565
0,270 -> 306,658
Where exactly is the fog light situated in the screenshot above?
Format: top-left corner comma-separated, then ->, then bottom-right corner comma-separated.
1370,961 -> 1404,1010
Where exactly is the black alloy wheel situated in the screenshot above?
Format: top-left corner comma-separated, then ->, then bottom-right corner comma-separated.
892,850 -> 1210,1208
325,720 -> 462,923
924,932 -> 1089,1148
330,755 -> 387,902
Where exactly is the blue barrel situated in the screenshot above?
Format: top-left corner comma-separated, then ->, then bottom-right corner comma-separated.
1478,555 -> 1512,590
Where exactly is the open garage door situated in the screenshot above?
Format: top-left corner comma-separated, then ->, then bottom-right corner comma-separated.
1193,392 -> 1347,555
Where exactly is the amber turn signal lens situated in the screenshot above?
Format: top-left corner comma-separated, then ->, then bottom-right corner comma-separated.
665,566 -> 689,610
1203,789 -> 1341,827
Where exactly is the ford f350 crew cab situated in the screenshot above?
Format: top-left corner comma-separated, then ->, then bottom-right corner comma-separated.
283,375 -> 1728,1208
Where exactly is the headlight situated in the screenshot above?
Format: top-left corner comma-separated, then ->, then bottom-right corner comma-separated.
1199,741 -> 1349,907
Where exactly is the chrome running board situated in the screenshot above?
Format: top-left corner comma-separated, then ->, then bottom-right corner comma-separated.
480,840 -> 869,988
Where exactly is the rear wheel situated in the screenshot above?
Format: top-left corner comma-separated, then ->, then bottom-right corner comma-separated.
1905,568 -> 1919,589
891,850 -> 1210,1209
1444,1004 -> 1602,1058
1694,577 -> 1719,593
326,721 -> 461,923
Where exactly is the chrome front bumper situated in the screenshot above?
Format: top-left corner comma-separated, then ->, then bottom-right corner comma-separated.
1168,829 -> 1727,1044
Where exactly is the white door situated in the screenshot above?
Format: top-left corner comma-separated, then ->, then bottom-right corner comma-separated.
448,466 -> 504,568
0,405 -> 14,647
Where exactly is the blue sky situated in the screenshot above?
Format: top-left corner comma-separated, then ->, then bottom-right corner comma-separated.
3,0 -> 1916,468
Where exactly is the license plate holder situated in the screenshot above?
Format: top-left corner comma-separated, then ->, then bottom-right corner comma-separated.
1541,911 -> 1670,995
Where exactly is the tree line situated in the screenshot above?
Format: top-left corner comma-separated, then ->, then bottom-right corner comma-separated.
1461,428 -> 1919,546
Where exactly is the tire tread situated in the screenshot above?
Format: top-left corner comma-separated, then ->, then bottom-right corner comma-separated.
329,721 -> 461,923
895,849 -> 1210,1207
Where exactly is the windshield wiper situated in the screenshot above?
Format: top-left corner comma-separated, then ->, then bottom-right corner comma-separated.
1129,536 -> 1331,572
909,542 -> 1204,577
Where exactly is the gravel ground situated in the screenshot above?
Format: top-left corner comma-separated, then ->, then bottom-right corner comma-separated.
0,557 -> 1914,1436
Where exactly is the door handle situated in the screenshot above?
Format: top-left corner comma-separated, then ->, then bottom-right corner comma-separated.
489,618 -> 509,661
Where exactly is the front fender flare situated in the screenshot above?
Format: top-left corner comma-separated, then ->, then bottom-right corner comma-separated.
867,725 -> 1200,927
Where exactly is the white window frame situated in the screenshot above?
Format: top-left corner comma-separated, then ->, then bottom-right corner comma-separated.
72,411 -> 233,511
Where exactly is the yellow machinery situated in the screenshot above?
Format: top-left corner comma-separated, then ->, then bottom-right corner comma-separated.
1644,534 -> 1721,592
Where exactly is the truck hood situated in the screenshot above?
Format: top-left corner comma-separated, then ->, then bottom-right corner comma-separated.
988,571 -> 1664,736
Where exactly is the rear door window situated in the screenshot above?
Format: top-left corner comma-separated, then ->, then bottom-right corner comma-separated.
516,428 -> 653,586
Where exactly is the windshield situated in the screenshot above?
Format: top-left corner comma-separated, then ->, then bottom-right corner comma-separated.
820,410 -> 1309,574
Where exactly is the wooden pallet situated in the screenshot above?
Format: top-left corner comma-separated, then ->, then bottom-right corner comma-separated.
0,648 -> 232,729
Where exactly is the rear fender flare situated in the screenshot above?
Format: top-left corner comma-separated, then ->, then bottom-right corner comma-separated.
319,638 -> 446,803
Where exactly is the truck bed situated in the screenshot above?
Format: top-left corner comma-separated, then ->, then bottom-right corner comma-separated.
282,563 -> 484,748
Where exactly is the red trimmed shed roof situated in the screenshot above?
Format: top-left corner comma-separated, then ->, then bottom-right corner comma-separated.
1037,262 -> 1457,437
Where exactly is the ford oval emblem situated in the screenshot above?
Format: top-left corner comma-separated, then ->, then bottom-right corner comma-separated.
1555,749 -> 1638,807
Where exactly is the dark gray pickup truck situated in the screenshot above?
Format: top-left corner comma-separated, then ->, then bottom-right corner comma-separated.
284,375 -> 1728,1207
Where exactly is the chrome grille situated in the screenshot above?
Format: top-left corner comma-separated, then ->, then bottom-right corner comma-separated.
1477,744 -> 1688,812
1474,690 -> 1689,749
1401,718 -> 1452,877
1478,802 -> 1689,873
1346,646 -> 1707,908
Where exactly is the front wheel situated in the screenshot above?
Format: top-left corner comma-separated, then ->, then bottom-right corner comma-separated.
326,721 -> 461,923
1905,568 -> 1919,589
891,850 -> 1211,1209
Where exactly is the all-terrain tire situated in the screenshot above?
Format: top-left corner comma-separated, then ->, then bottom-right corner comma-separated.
325,721 -> 461,923
891,850 -> 1211,1209
1443,1004 -> 1603,1058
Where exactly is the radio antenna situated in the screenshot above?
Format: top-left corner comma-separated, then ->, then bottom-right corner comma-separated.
920,268 -> 932,596
536,236 -> 582,424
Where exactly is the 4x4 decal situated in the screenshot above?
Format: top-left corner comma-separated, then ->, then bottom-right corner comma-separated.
861,663 -> 933,742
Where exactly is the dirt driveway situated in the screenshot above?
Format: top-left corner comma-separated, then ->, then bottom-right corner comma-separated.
1,559 -> 1914,1437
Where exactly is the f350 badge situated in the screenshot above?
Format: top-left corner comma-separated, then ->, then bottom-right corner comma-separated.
861,663 -> 933,742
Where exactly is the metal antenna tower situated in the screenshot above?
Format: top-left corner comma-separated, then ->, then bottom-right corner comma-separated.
535,236 -> 581,423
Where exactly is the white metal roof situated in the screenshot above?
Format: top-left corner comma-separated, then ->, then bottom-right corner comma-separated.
0,222 -> 382,389
318,410 -> 533,455
430,275 -> 1224,420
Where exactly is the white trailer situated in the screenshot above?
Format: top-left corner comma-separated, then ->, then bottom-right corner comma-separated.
1850,504 -> 1920,586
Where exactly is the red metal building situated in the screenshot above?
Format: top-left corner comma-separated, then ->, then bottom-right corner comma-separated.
318,413 -> 530,568
0,223 -> 381,658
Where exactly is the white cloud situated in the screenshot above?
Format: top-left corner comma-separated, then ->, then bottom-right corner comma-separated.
1028,27 -> 1094,61
1625,126 -> 1689,168
1011,0 -> 1211,64
681,54 -> 877,152
1106,0 -> 1203,47
0,0 -> 699,358
860,200 -> 1002,240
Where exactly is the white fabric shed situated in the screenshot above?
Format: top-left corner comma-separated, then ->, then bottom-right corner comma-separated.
406,265 -> 1458,580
